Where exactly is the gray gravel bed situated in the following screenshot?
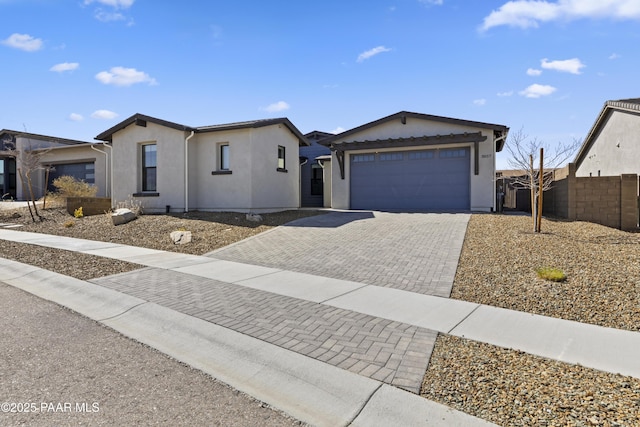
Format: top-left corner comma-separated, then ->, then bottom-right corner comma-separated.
0,282 -> 304,427
452,214 -> 639,331
422,334 -> 640,427
0,241 -> 141,280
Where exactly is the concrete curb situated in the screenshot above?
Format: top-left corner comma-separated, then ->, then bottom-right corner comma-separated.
0,258 -> 495,426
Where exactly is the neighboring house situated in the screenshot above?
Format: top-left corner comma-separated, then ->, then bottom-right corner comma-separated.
0,130 -> 108,200
575,98 -> 640,177
300,131 -> 332,207
319,111 -> 509,211
95,114 -> 308,213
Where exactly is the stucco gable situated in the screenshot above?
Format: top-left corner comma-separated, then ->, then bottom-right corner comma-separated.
319,111 -> 509,151
96,114 -> 309,146
574,98 -> 640,169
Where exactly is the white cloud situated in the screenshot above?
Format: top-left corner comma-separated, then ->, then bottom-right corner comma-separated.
357,46 -> 392,62
609,53 -> 621,60
527,68 -> 542,76
541,57 -> 585,74
94,10 -> 126,22
69,113 -> 84,122
473,99 -> 487,106
84,0 -> 134,8
519,83 -> 557,98
262,101 -> 290,113
95,66 -> 157,86
91,110 -> 119,120
1,33 -> 43,52
480,0 -> 640,31
497,91 -> 514,97
50,62 -> 79,72
419,0 -> 444,5
331,127 -> 346,134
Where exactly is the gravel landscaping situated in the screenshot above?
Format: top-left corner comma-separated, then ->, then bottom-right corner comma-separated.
2,205 -> 639,426
451,214 -> 639,332
422,335 -> 640,427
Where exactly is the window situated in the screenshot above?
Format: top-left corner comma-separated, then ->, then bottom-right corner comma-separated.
311,164 -> 323,196
277,145 -> 286,171
439,148 -> 467,158
220,144 -> 230,170
142,144 -> 157,192
379,153 -> 403,161
409,150 -> 434,160
351,154 -> 375,163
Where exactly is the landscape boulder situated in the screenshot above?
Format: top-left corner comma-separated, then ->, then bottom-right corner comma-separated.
111,208 -> 137,226
170,230 -> 192,245
246,213 -> 263,222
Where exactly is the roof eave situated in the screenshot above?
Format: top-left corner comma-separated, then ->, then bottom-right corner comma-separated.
95,113 -> 194,142
319,111 -> 508,146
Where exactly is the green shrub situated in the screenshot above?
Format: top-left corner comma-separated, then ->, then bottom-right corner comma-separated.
536,267 -> 567,282
52,175 -> 98,198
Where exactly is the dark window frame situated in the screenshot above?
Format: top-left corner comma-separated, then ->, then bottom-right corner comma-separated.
220,144 -> 230,171
277,145 -> 287,172
310,163 -> 323,196
142,143 -> 157,192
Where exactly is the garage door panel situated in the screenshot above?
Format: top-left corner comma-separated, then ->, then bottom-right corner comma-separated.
350,148 -> 469,211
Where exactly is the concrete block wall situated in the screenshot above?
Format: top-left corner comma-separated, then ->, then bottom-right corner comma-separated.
544,163 -> 639,231
573,176 -> 622,229
66,197 -> 112,217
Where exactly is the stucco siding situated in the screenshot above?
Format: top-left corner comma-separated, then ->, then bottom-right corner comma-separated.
576,110 -> 640,177
111,122 -> 187,212
188,129 -> 252,210
249,124 -> 300,211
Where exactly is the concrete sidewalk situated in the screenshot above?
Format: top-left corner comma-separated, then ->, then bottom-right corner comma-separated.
1,229 -> 640,425
1,229 -> 639,380
0,257 -> 493,427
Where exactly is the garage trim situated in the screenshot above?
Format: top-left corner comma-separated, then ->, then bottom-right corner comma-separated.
331,131 -> 486,179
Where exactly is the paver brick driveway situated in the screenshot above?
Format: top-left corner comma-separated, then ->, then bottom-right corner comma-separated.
209,211 -> 470,297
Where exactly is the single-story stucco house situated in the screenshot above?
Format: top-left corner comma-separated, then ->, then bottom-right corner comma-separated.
94,114 -> 309,213
318,111 -> 509,212
0,129 -> 108,200
574,98 -> 640,177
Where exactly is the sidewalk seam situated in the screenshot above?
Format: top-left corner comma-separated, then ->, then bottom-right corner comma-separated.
345,382 -> 383,426
446,304 -> 481,334
319,283 -> 370,304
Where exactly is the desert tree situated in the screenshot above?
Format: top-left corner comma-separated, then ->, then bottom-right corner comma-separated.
505,128 -> 581,233
0,135 -> 51,222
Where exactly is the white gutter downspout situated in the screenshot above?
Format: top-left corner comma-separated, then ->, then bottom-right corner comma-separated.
90,144 -> 110,198
184,130 -> 195,213
493,132 -> 508,212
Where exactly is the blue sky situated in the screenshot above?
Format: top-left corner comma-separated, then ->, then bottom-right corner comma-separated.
1,0 -> 639,168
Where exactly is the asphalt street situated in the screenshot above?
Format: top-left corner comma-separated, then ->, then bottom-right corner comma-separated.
0,282 -> 304,427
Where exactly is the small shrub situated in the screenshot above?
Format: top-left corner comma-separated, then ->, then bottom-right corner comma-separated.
52,175 -> 98,198
74,207 -> 84,218
115,195 -> 143,216
536,267 -> 567,282
63,220 -> 75,228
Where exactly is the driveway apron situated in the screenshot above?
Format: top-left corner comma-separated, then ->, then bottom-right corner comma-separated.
208,211 -> 470,297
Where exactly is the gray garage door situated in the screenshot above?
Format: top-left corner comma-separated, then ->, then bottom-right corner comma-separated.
350,147 -> 470,211
47,162 -> 95,192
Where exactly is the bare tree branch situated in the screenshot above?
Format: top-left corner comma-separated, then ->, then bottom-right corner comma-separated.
504,127 -> 581,232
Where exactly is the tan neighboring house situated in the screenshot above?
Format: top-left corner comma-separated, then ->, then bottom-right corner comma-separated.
574,98 -> 640,177
0,130 -> 108,200
319,111 -> 509,212
95,114 -> 308,213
